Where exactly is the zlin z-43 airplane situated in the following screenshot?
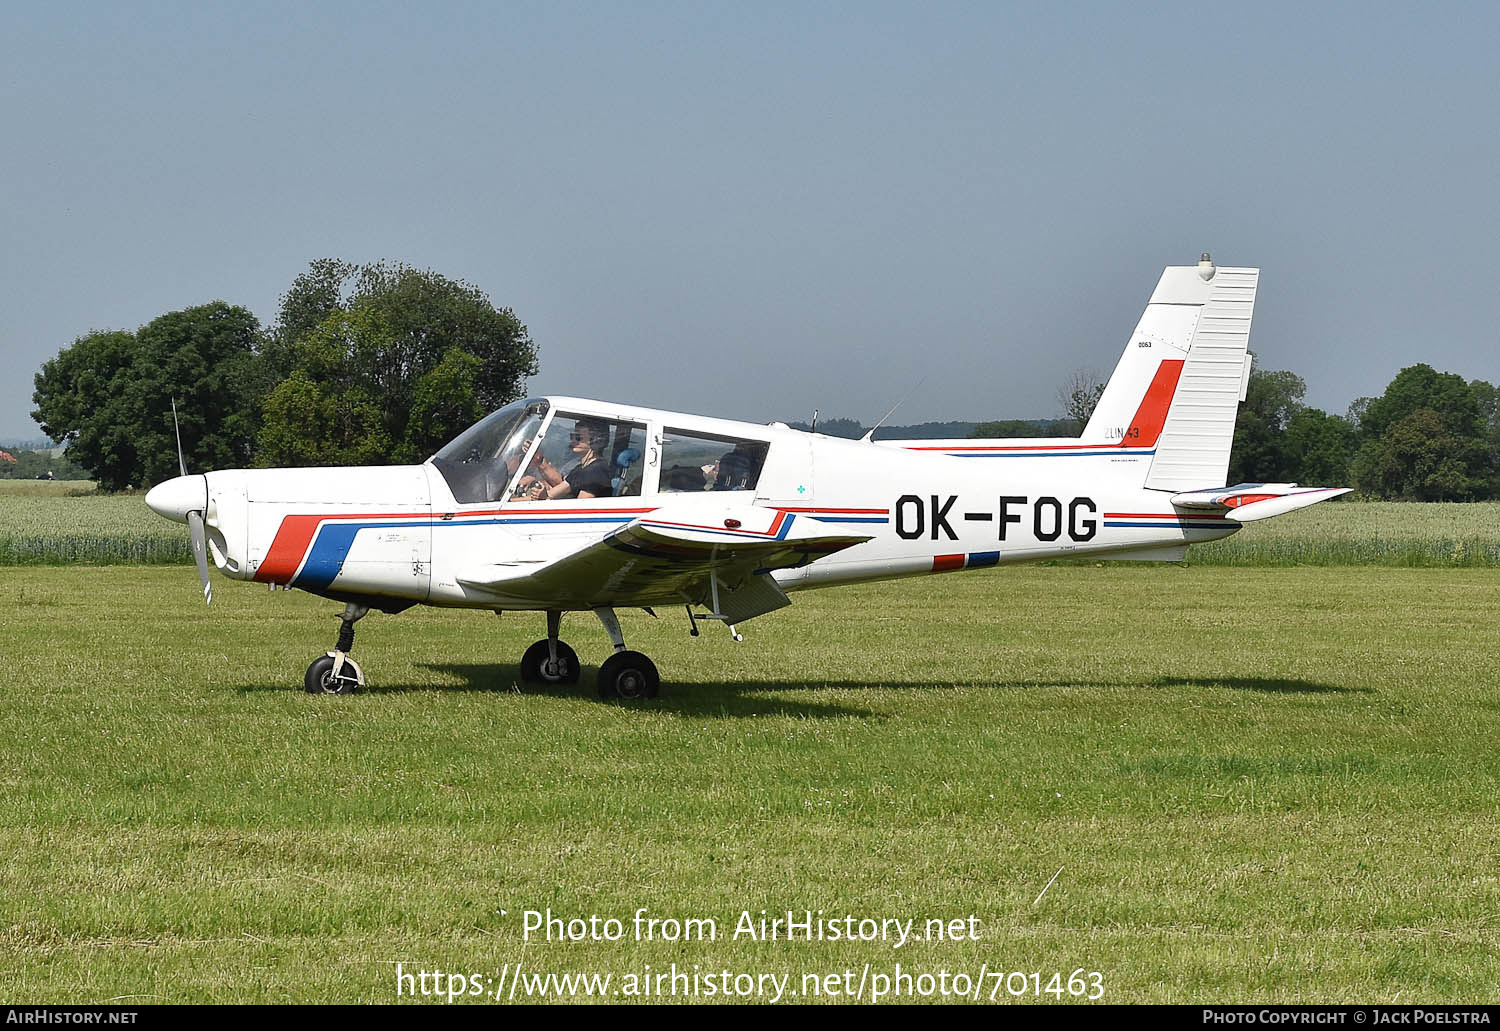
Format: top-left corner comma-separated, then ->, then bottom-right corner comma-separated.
146,255 -> 1348,699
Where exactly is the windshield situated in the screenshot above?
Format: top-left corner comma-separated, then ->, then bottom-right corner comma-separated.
430,399 -> 548,504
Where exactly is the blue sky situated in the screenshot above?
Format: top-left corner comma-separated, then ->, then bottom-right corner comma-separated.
3,1 -> 1496,439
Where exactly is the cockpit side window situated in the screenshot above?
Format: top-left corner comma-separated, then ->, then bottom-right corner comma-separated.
511,413 -> 648,502
659,429 -> 769,493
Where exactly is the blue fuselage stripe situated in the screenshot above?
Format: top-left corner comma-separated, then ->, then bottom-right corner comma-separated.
1103,520 -> 1240,530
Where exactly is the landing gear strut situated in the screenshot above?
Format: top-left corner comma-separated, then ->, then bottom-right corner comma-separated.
305,602 -> 368,694
520,609 -> 580,685
593,607 -> 659,700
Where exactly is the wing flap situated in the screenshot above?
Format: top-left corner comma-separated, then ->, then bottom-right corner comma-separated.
458,503 -> 870,608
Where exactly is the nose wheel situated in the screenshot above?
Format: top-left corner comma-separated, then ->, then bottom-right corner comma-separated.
305,653 -> 363,694
305,602 -> 368,694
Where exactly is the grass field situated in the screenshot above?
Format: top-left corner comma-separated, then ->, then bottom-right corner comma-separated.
0,480 -> 97,497
2,564 -> 1497,1003
1190,501 -> 1500,567
0,489 -> 188,565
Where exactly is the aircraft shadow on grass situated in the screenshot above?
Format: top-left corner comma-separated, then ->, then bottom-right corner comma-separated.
233,665 -> 1367,718
1003,675 -> 1369,696
235,663 -> 879,718
1148,675 -> 1372,695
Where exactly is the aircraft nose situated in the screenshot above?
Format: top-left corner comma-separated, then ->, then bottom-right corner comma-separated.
145,474 -> 207,523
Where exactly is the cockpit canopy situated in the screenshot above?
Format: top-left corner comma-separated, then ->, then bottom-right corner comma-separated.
431,399 -> 548,504
430,397 -> 773,505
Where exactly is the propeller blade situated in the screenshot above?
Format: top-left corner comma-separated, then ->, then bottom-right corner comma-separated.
171,399 -> 211,604
188,510 -> 213,605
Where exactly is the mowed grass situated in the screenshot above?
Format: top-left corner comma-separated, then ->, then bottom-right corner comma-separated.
1,565 -> 1498,1003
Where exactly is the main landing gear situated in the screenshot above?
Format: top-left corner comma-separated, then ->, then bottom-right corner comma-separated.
520,610 -> 581,685
517,608 -> 659,700
592,607 -> 659,700
305,602 -> 368,694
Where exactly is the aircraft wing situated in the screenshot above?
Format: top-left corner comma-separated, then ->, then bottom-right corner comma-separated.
457,503 -> 871,616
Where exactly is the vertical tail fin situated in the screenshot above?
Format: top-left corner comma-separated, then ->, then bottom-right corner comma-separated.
1082,256 -> 1257,490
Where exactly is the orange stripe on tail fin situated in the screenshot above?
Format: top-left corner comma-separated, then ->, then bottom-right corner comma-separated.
1123,359 -> 1184,448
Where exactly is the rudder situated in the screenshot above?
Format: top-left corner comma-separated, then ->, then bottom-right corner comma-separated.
1142,264 -> 1258,491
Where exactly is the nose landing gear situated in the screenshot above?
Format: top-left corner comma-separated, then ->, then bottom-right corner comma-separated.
305,602 -> 368,694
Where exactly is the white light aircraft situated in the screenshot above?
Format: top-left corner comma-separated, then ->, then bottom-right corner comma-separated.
146,255 -> 1348,698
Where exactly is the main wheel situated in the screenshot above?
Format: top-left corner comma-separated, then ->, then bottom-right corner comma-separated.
597,650 -> 660,700
521,639 -> 581,685
304,655 -> 359,694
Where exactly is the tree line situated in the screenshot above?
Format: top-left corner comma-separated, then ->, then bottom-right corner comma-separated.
31,260 -> 537,491
1225,363 -> 1499,500
0,447 -> 89,480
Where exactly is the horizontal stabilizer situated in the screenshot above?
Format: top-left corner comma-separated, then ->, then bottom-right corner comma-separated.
1169,483 -> 1351,522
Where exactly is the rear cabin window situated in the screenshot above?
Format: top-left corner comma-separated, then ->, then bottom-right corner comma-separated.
659,429 -> 769,493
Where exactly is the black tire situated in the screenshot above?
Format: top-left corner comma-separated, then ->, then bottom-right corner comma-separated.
521,639 -> 581,685
304,655 -> 359,694
597,651 -> 660,700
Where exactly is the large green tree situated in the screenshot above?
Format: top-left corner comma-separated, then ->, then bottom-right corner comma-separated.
1228,367 -> 1303,483
257,261 -> 537,466
1226,366 -> 1356,486
1348,364 -> 1493,499
1469,378 -> 1500,497
32,303 -> 265,490
1281,407 -> 1358,486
